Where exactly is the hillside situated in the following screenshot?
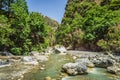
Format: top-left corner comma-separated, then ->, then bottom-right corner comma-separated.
44,16 -> 59,28
57,0 -> 120,53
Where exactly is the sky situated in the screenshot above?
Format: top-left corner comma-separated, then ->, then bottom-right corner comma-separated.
26,0 -> 68,23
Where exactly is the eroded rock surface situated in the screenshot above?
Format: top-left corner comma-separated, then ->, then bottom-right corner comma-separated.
62,62 -> 88,75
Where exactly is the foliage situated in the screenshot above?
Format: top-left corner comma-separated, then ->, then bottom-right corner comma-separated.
0,15 -> 13,51
0,0 -> 55,55
57,0 -> 120,51
97,26 -> 120,53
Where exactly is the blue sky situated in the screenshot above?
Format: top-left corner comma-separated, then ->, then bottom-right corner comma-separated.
26,0 -> 68,23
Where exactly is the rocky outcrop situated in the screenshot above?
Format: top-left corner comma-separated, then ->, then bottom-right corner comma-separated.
54,45 -> 67,53
107,63 -> 120,74
63,51 -> 120,76
91,58 -> 114,68
75,58 -> 94,68
62,62 -> 88,75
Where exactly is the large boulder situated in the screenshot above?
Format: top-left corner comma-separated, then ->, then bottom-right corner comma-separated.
22,56 -> 35,62
92,58 -> 114,68
62,62 -> 88,75
107,63 -> 120,74
89,55 -> 115,68
75,58 -> 94,68
54,45 -> 67,53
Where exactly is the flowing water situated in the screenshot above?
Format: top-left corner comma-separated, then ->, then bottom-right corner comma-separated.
24,54 -> 119,80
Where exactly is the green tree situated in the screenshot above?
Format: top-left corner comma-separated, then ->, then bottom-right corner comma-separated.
97,26 -> 120,54
0,15 -> 13,51
9,0 -> 30,55
29,12 -> 55,51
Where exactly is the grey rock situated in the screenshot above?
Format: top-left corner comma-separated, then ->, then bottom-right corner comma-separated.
107,64 -> 120,74
54,45 -> 67,53
0,51 -> 13,56
22,56 -> 35,62
0,59 -> 9,65
75,58 -> 94,68
62,62 -> 88,75
89,54 -> 115,68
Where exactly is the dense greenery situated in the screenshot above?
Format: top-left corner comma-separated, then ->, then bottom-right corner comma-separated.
56,0 -> 120,53
0,0 -> 56,55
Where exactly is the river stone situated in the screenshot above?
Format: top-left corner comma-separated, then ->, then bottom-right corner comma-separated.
54,45 -> 67,53
107,63 -> 120,74
90,57 -> 114,68
75,58 -> 94,68
22,56 -> 34,62
62,62 -> 88,75
45,76 -> 52,80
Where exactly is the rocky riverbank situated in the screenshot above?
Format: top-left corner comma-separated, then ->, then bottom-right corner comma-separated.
0,45 -> 120,80
0,51 -> 49,80
0,45 -> 67,80
62,50 -> 120,78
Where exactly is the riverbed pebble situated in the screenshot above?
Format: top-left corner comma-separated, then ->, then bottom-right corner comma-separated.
45,76 -> 52,80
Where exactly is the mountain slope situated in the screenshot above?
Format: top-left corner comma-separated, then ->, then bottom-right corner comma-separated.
57,0 -> 120,52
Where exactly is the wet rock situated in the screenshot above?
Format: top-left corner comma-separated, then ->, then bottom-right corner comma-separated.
62,62 -> 88,75
40,67 -> 45,70
87,62 -> 94,68
107,63 -> 120,74
45,76 -> 52,80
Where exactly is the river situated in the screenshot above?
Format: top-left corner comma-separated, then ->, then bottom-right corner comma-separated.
23,54 -> 119,80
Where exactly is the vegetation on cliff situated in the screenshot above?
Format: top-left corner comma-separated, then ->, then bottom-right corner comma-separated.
56,0 -> 120,53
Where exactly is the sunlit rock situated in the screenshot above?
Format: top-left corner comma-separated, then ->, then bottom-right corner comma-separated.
62,62 -> 88,75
